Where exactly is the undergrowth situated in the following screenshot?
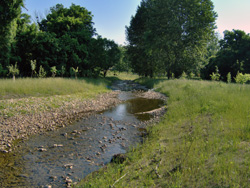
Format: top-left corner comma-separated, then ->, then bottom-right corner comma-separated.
78,79 -> 250,187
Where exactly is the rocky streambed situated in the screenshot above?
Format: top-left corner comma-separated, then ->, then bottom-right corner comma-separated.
0,80 -> 167,187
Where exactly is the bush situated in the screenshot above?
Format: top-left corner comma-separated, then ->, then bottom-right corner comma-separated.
234,72 -> 250,84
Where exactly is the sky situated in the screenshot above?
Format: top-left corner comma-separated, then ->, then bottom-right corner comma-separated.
22,0 -> 250,45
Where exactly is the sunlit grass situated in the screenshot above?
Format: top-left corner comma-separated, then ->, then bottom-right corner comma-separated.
0,77 -> 111,99
79,79 -> 250,187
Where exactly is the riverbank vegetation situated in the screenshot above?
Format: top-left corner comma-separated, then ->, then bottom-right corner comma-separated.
0,78 -> 112,100
79,78 -> 250,187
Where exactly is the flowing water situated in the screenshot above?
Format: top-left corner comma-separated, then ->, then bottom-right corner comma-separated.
0,81 -> 165,187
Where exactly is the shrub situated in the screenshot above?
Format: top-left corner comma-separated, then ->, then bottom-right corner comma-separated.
38,65 -> 46,78
234,72 -> 250,84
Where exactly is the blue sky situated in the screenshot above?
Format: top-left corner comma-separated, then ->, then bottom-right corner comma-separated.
22,0 -> 250,44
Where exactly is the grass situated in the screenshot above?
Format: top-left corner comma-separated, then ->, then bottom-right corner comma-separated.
0,77 -> 113,99
78,79 -> 250,187
0,77 -> 116,117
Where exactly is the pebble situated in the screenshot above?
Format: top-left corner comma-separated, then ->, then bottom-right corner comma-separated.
38,148 -> 47,152
64,164 -> 74,169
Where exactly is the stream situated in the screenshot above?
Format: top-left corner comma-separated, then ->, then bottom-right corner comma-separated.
0,81 -> 165,187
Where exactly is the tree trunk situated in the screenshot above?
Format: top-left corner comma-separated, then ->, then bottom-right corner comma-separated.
103,70 -> 108,78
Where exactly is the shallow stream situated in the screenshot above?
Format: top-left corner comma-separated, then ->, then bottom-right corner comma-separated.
0,81 -> 165,187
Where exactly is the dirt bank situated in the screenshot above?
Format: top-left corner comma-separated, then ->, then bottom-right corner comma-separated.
0,91 -> 121,152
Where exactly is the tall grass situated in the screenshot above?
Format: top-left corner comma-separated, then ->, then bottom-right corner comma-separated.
79,79 -> 250,187
0,78 -> 111,99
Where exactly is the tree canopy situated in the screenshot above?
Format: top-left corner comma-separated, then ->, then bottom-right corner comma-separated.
202,30 -> 250,80
0,3 -> 122,78
126,0 -> 217,78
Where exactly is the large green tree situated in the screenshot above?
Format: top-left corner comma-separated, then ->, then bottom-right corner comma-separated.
0,0 -> 23,76
36,4 -> 95,77
38,4 -> 95,38
126,0 -> 217,77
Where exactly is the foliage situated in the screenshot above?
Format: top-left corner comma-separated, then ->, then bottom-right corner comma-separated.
30,60 -> 36,77
50,66 -> 57,77
7,62 -> 19,81
203,30 -> 250,81
234,72 -> 250,84
113,46 -> 131,73
78,79 -> 250,187
210,66 -> 220,81
1,3 -> 122,78
126,0 -> 217,77
38,4 -> 95,38
38,65 -> 46,78
180,72 -> 188,79
227,72 -> 232,83
0,0 -> 23,70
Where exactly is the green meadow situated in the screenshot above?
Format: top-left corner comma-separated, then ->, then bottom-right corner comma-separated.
0,78 -> 112,100
78,79 -> 250,187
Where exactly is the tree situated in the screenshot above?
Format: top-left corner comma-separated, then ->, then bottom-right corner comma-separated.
37,4 -> 95,77
38,4 -> 95,38
113,46 -> 131,73
0,0 -> 23,75
126,0 -> 217,77
7,62 -> 19,81
12,14 -> 39,77
215,30 -> 250,80
101,39 -> 121,77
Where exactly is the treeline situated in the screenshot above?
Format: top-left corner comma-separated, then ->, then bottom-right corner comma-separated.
2,0 -> 250,81
0,1 -> 129,78
126,0 -> 250,81
202,30 -> 250,81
